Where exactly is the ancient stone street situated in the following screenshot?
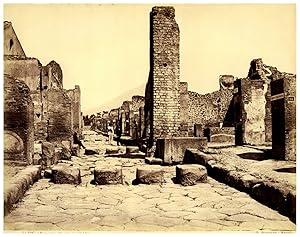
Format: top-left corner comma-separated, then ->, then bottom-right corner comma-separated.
4,129 -> 295,232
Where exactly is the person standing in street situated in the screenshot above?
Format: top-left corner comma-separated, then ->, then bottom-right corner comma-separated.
116,122 -> 122,146
107,122 -> 114,145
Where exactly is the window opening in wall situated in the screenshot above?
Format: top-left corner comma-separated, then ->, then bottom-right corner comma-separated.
9,39 -> 14,50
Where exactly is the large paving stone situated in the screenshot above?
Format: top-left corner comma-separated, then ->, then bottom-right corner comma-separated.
136,167 -> 165,184
94,167 -> 123,185
52,164 -> 81,185
176,164 -> 207,186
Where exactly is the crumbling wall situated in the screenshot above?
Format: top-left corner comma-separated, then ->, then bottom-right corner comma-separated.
131,96 -> 145,138
4,75 -> 34,164
238,78 -> 267,145
248,58 -> 272,143
188,89 -> 234,132
149,6 -> 181,141
46,89 -> 73,143
67,85 -> 81,136
179,82 -> 189,136
4,56 -> 42,92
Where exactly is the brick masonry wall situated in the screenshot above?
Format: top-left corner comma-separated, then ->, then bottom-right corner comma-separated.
4,75 -> 34,164
151,6 -> 181,140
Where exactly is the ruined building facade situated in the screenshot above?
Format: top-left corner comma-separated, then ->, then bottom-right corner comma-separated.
3,21 -> 83,163
93,7 -> 295,162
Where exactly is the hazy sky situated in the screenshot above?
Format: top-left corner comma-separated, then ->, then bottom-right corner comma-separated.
4,4 -> 296,114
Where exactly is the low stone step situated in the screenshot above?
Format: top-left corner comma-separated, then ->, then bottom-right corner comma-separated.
94,167 -> 123,185
126,146 -> 140,154
176,164 -> 207,186
136,166 -> 165,184
52,164 -> 81,185
145,157 -> 163,165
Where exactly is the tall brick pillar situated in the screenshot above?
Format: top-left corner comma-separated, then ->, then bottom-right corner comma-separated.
150,6 -> 181,142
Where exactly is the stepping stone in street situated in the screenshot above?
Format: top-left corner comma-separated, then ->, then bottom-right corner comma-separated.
176,164 -> 207,186
145,157 -> 163,165
94,167 -> 123,185
52,163 -> 81,185
126,146 -> 140,154
105,146 -> 122,155
136,166 -> 165,184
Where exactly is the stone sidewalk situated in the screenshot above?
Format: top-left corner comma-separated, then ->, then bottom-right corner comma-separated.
185,145 -> 296,223
4,130 -> 296,232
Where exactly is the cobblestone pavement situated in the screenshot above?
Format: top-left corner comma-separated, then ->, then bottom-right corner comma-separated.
4,130 -> 296,232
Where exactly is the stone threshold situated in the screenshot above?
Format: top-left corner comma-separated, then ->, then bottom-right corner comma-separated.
4,165 -> 42,216
184,149 -> 296,224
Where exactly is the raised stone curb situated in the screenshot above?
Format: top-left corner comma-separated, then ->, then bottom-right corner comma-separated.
94,167 -> 123,185
136,167 -> 165,184
176,164 -> 207,186
52,164 -> 81,185
184,148 -> 296,223
4,165 -> 42,216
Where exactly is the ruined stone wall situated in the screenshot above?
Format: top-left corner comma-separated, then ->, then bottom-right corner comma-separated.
46,89 -> 73,143
179,82 -> 189,136
131,96 -> 145,138
188,89 -> 234,134
4,75 -> 34,164
150,6 -> 181,140
4,56 -> 42,93
248,58 -> 272,143
239,78 -> 267,145
4,21 -> 26,56
67,85 -> 81,136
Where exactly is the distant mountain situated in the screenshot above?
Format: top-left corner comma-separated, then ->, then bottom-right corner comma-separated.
84,84 -> 145,116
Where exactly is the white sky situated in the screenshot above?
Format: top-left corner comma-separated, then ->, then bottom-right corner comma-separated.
3,2 -> 296,114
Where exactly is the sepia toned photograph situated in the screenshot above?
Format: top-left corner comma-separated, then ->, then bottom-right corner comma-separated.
2,2 -> 296,233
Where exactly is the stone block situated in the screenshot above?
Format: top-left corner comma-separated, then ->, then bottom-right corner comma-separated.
52,164 -> 81,185
136,167 -> 165,184
71,144 -> 80,156
126,146 -> 140,154
176,164 -> 207,186
105,146 -> 122,155
156,137 -> 208,165
41,141 -> 55,168
94,167 -> 123,185
145,157 -> 163,165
